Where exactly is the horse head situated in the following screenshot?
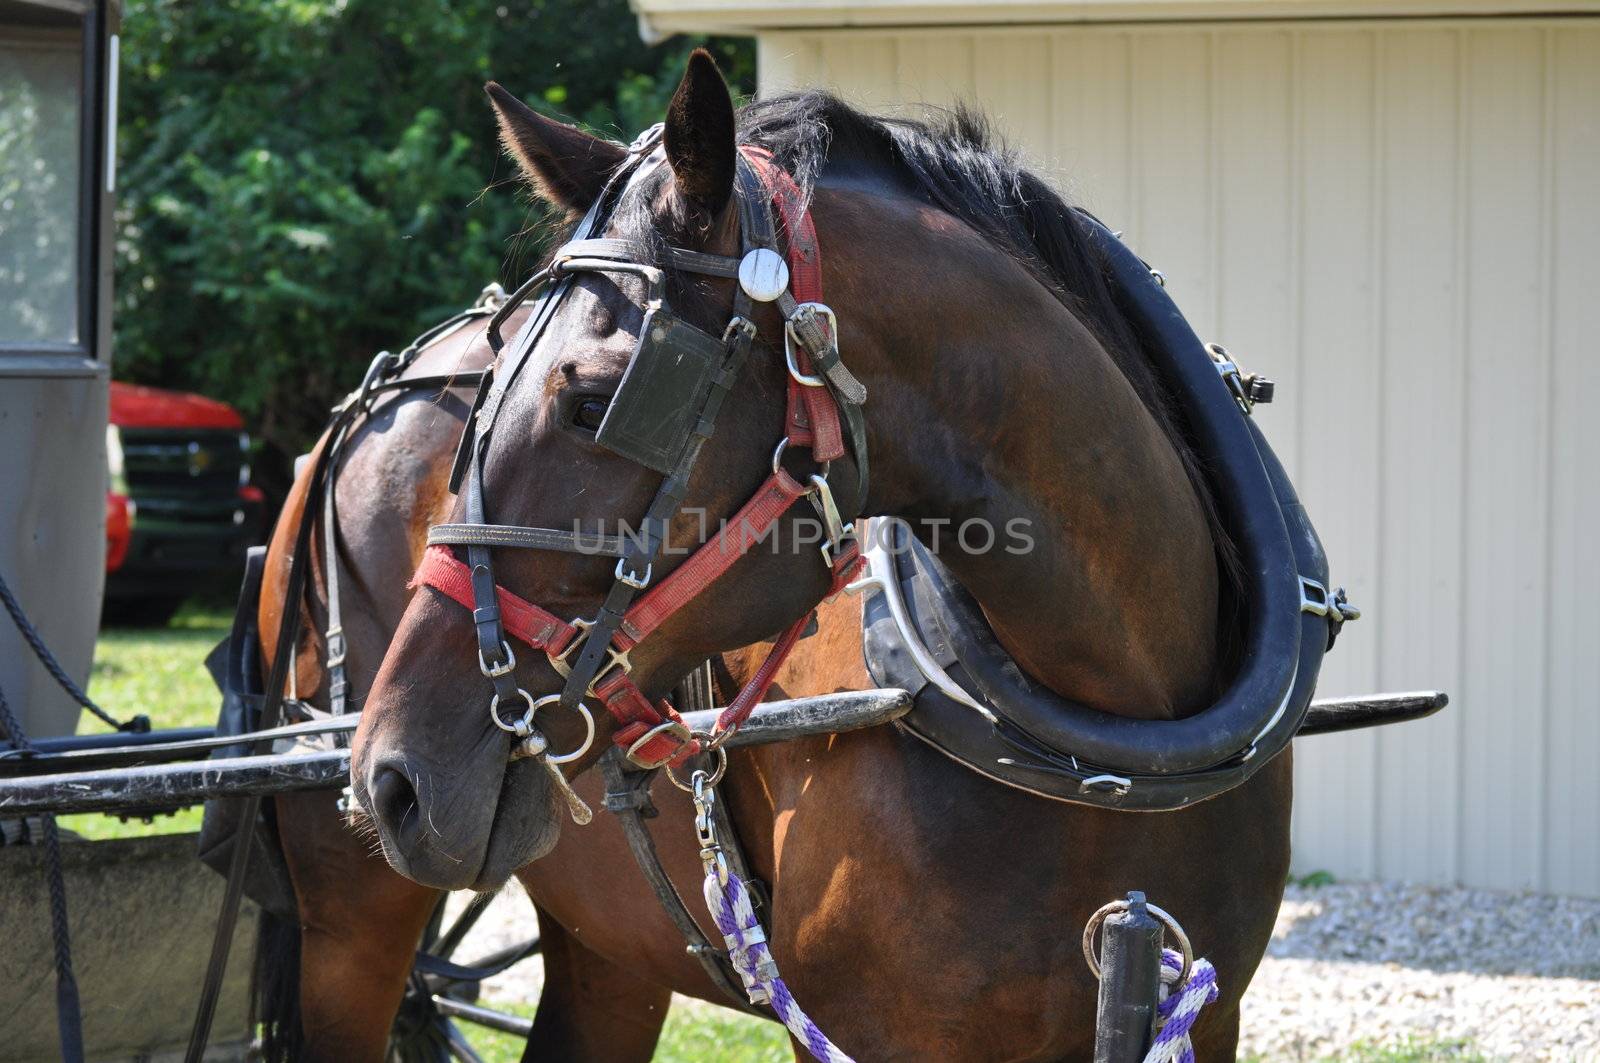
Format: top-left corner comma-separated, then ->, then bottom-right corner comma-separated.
352,52 -> 866,889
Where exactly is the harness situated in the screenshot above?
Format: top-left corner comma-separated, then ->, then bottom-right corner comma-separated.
413,128 -> 869,795
859,213 -> 1362,811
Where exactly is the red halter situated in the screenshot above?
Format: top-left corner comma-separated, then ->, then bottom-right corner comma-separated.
411,147 -> 864,770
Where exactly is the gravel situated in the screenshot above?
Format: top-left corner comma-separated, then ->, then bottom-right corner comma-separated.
454,880 -> 1600,1061
1240,882 -> 1600,1062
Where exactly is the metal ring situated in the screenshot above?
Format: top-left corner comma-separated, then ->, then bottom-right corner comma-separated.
771,436 -> 830,480
528,693 -> 596,765
489,688 -> 537,736
1081,899 -> 1194,987
664,737 -> 728,792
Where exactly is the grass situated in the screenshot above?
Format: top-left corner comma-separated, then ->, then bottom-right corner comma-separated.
59,601 -> 232,840
465,998 -> 791,1062
1332,1037 -> 1488,1062
1241,1038 -> 1489,1063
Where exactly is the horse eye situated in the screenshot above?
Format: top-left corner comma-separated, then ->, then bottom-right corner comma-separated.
571,397 -> 609,432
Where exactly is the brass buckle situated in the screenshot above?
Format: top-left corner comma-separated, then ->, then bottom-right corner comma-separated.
547,617 -> 633,693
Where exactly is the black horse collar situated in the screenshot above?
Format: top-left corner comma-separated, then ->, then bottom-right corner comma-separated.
860,217 -> 1358,812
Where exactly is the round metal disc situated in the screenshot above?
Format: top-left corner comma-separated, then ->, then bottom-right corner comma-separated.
738,248 -> 790,303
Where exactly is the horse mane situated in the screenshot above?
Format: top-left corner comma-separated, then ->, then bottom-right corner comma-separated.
737,90 -> 1241,597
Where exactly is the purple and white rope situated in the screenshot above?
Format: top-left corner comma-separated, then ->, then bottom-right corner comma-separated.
1143,949 -> 1220,1063
702,864 -> 855,1063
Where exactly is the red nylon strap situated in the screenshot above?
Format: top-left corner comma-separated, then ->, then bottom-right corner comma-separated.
739,146 -> 846,463
714,610 -> 812,734
595,670 -> 701,769
711,535 -> 867,737
408,546 -> 580,656
615,468 -> 810,651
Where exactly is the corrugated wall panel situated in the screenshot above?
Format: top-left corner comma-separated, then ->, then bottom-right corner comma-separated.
1541,28 -> 1600,896
1049,32 -> 1133,225
1287,28 -> 1385,878
758,19 -> 1600,897
1373,28 -> 1467,884
1457,27 -> 1551,892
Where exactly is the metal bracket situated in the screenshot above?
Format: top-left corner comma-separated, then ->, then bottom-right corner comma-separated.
1205,342 -> 1274,415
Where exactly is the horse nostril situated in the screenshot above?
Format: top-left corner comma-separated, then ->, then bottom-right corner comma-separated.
370,763 -> 422,847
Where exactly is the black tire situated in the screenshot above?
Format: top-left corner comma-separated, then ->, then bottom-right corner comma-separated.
102,595 -> 187,628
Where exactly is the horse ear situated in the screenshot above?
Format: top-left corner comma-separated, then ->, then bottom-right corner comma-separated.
664,48 -> 736,218
485,82 -> 626,214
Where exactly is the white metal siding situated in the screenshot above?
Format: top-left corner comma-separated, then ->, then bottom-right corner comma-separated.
758,19 -> 1600,897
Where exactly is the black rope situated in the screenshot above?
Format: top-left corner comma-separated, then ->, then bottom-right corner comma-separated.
0,571 -> 146,734
0,654 -> 85,1063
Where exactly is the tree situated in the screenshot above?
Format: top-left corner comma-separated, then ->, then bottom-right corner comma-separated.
114,0 -> 753,472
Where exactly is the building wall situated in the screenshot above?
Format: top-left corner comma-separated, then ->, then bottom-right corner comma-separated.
757,18 -> 1600,897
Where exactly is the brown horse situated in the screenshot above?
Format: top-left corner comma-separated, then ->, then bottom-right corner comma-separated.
255,307 -> 525,1061
344,52 -> 1289,1060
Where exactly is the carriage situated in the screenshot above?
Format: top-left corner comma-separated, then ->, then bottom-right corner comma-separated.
1,13 -> 1447,1061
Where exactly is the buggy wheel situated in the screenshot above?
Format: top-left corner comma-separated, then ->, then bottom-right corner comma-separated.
387,890 -> 539,1062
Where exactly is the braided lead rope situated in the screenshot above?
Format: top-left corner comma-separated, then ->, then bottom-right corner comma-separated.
0,677 -> 85,1063
701,863 -> 855,1063
0,570 -> 141,733
1144,949 -> 1220,1063
690,769 -> 852,1063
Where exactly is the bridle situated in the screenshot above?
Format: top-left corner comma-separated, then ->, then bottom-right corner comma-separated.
410,126 -> 869,803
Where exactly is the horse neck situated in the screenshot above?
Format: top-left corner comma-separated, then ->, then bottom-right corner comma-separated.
830,189 -> 1220,719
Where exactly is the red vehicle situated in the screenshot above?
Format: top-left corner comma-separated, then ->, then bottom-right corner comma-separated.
105,381 -> 265,624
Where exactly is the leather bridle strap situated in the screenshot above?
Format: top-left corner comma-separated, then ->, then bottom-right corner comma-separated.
409,546 -> 581,658
414,137 -> 870,773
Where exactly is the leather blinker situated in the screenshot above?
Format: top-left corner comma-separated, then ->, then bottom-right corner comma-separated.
596,306 -> 726,474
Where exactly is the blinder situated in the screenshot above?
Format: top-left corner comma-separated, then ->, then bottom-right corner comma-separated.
417,127 -> 871,800
596,305 -> 729,474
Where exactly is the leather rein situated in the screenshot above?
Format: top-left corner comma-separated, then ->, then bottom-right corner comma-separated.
413,128 -> 869,792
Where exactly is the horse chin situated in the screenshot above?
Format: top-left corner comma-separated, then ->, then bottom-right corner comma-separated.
471,757 -> 564,887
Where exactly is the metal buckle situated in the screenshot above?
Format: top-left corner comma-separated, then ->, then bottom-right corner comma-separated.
615,556 -> 652,589
624,719 -> 693,769
547,619 -> 589,678
1078,773 -> 1132,797
478,639 -> 517,679
325,624 -> 347,669
547,617 -> 633,692
783,303 -> 837,388
1302,577 -> 1360,622
722,315 -> 758,346
1206,342 -> 1253,414
1299,576 -> 1332,616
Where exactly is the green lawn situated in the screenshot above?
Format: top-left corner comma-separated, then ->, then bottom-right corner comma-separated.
61,601 -> 232,840
468,999 -> 791,1063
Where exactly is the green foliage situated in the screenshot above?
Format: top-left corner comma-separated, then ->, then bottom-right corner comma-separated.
1291,869 -> 1338,888
114,0 -> 753,456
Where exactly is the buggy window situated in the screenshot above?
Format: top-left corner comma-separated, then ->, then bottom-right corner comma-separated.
0,17 -> 83,345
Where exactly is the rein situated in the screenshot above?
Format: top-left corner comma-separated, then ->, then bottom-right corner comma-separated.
414,129 -> 869,801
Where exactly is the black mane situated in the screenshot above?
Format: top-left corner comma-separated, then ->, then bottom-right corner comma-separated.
737,91 -> 1238,588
